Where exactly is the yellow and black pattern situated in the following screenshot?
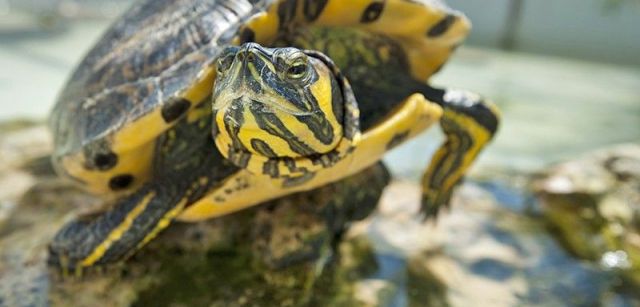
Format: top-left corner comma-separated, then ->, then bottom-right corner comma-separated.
275,26 -> 500,218
237,0 -> 470,80
49,108 -> 239,272
420,88 -> 500,218
178,92 -> 444,222
50,0 -> 468,195
48,0 -> 495,272
212,43 -> 360,178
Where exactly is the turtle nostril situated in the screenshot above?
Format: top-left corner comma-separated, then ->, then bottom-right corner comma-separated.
237,53 -> 244,62
247,53 -> 255,61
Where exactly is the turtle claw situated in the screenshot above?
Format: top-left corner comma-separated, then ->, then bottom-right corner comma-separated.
48,218 -> 92,272
420,188 -> 455,223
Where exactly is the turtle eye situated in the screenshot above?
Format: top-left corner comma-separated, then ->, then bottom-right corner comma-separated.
286,61 -> 307,79
285,52 -> 309,80
274,48 -> 309,80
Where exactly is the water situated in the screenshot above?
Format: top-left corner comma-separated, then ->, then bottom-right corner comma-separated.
483,182 -> 618,306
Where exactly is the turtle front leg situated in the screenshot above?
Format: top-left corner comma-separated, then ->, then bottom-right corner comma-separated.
49,111 -> 225,274
419,86 -> 500,219
251,162 -> 390,270
48,180 -> 194,274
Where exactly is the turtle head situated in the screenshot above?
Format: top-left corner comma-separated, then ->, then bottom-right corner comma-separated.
212,43 -> 360,178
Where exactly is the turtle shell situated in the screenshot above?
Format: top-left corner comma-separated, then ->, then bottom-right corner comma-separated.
50,0 -> 259,158
49,0 -> 469,194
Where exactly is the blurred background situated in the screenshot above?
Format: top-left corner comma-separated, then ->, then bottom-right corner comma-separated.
0,0 -> 639,306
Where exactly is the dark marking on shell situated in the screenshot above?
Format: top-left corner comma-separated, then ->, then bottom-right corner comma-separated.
109,174 -> 134,190
239,27 -> 256,44
386,130 -> 410,150
94,152 -> 118,171
361,1 -> 385,23
161,98 -> 191,123
427,14 -> 457,38
303,0 -> 328,22
83,140 -> 118,171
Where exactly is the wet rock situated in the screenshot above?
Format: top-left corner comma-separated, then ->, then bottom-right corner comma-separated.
0,121 -> 52,230
364,182 -> 527,306
1,177 -> 380,306
0,121 -> 52,173
359,179 -> 635,306
354,279 -> 397,307
1,175 -> 389,306
533,144 -> 640,283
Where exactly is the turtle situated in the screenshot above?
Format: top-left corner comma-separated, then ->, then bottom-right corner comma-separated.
48,0 -> 499,272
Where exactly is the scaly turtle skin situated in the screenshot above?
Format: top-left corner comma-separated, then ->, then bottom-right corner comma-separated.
48,0 -> 499,272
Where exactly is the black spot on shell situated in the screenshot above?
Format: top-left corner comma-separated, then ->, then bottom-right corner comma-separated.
83,141 -> 118,171
109,174 -> 134,190
239,27 -> 255,44
161,98 -> 191,123
94,152 -> 118,171
303,0 -> 329,22
361,1 -> 385,23
427,14 -> 457,38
